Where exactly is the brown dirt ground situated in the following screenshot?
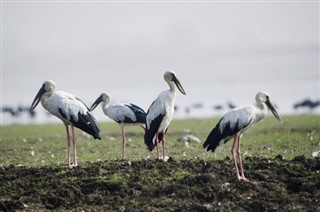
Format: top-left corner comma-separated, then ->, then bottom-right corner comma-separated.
1,155 -> 320,211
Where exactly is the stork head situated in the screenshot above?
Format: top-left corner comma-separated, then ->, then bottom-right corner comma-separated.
30,80 -> 56,111
89,93 -> 110,111
256,91 -> 282,121
164,71 -> 186,95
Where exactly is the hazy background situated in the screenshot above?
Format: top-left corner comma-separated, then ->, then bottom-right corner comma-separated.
1,1 -> 319,124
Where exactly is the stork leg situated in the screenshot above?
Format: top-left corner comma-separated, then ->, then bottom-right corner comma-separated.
236,136 -> 250,182
71,126 -> 78,167
161,135 -> 166,161
156,133 -> 160,159
121,126 -> 126,160
66,125 -> 71,167
231,135 -> 241,181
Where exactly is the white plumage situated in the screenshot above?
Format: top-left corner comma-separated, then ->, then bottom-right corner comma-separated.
90,93 -> 146,160
30,80 -> 101,167
144,71 -> 186,161
41,91 -> 87,123
203,91 -> 282,182
106,103 -> 141,123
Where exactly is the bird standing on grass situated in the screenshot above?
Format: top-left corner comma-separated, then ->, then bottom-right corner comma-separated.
30,80 -> 101,168
203,91 -> 282,182
144,71 -> 186,161
89,93 -> 146,160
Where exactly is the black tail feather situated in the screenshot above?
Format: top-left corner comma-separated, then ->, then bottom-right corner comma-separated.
203,126 -> 221,152
127,103 -> 146,124
71,112 -> 101,140
144,128 -> 156,151
203,120 -> 236,152
144,114 -> 164,151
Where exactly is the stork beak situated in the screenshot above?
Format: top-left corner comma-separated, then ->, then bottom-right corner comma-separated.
173,76 -> 186,95
30,86 -> 46,111
90,95 -> 103,111
266,99 -> 282,122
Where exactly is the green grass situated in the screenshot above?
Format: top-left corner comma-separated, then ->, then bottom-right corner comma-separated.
0,115 -> 319,167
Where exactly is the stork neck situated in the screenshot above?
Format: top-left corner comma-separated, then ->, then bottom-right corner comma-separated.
42,90 -> 54,101
167,81 -> 176,92
256,101 -> 268,120
102,101 -> 109,115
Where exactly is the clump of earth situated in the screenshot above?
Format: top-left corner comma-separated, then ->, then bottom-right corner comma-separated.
1,155 -> 319,211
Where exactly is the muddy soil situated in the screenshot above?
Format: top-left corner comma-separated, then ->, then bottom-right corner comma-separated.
0,155 -> 319,211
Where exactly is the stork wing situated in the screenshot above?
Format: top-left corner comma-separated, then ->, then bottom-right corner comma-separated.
126,103 -> 146,124
144,99 -> 166,151
52,91 -> 101,139
71,111 -> 101,140
107,103 -> 146,124
76,97 -> 90,110
203,106 -> 254,152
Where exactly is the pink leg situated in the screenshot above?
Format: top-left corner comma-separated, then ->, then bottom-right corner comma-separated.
162,136 -> 166,161
146,145 -> 150,158
121,126 -> 126,160
71,126 -> 78,167
155,133 -> 160,159
65,125 -> 71,167
231,135 -> 241,181
237,136 -> 250,182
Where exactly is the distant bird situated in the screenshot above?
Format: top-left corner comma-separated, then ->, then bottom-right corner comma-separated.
293,98 -> 320,111
203,91 -> 282,182
2,106 -> 18,116
144,71 -> 186,161
192,103 -> 204,109
89,93 -> 147,160
227,101 -> 237,109
30,80 -> 101,167
213,104 -> 224,111
18,105 -> 36,118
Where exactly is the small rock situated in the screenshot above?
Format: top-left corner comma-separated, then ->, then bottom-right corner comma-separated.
312,150 -> 319,158
177,134 -> 201,143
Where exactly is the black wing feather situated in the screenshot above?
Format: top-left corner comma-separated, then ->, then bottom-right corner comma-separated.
203,117 -> 253,152
70,111 -> 101,140
126,103 -> 146,124
144,114 -> 164,151
203,119 -> 237,152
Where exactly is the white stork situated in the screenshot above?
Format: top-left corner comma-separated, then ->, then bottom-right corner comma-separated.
30,80 -> 101,168
144,71 -> 186,161
203,91 -> 282,182
89,93 -> 146,160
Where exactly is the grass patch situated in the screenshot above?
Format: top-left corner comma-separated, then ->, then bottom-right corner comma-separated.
97,173 -> 127,184
168,171 -> 192,181
0,115 -> 319,167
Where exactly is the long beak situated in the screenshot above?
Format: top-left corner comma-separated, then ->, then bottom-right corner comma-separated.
173,76 -> 186,95
266,99 -> 282,122
30,86 -> 45,111
89,95 -> 103,111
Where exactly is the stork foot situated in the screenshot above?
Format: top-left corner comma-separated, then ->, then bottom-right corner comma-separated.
238,176 -> 251,183
161,156 -> 169,162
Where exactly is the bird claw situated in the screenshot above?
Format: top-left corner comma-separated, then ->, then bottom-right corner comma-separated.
160,156 -> 170,162
238,176 -> 251,183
